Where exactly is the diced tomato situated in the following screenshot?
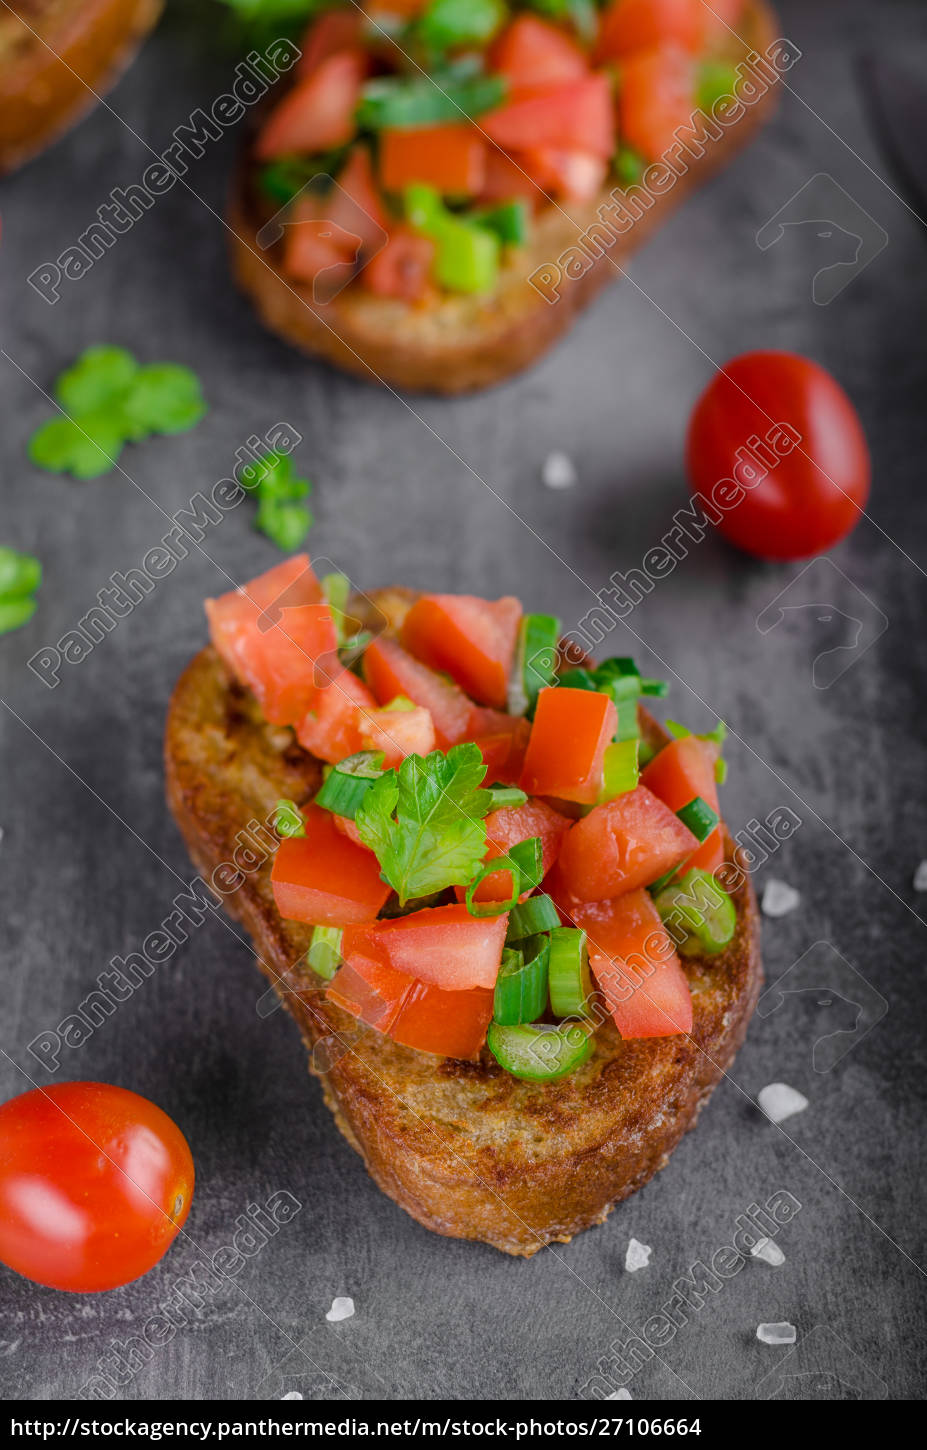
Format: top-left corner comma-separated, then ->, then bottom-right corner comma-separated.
367,903 -> 508,990
271,806 -> 391,926
363,635 -> 473,747
489,15 -> 588,93
641,735 -> 724,874
296,9 -> 366,76
520,146 -> 607,202
328,146 -> 389,254
380,124 -> 487,196
359,703 -> 436,766
401,594 -> 522,709
576,889 -> 693,1038
520,687 -> 617,805
333,813 -> 365,848
597,0 -> 703,59
618,46 -> 696,162
460,798 -> 570,903
283,200 -> 357,286
363,224 -> 435,302
557,785 -> 698,901
255,51 -> 365,160
206,557 -> 337,727
389,980 -> 494,1059
336,922 -> 496,1057
469,707 -> 532,784
478,146 -> 547,209
483,75 -> 615,159
296,666 -> 377,763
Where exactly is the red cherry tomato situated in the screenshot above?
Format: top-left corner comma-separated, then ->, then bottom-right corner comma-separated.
0,1082 -> 193,1292
685,351 -> 871,560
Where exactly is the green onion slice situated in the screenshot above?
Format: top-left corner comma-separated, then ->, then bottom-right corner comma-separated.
677,795 -> 720,843
652,869 -> 736,957
322,572 -> 352,645
274,798 -> 305,837
465,836 -> 543,919
599,738 -> 640,800
487,1019 -> 595,1082
470,199 -> 530,245
307,925 -> 343,981
486,784 -> 528,811
507,612 -> 561,717
315,751 -> 385,820
506,892 -> 560,941
548,927 -> 594,1019
492,936 -> 550,1027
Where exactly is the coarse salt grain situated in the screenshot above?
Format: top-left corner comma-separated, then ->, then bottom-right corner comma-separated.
541,451 -> 577,490
758,1083 -> 808,1124
625,1238 -> 652,1272
751,1237 -> 785,1267
913,861 -> 927,891
608,1389 -> 632,1400
761,879 -> 801,917
326,1296 -> 355,1323
757,1322 -> 796,1345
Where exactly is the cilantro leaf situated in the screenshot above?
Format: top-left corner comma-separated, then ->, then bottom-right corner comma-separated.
242,450 -> 314,550
55,346 -> 138,414
254,497 -> 314,551
28,412 -> 125,479
355,743 -> 493,905
122,364 -> 208,436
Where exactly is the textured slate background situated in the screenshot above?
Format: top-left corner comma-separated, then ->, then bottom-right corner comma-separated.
1,0 -> 925,1403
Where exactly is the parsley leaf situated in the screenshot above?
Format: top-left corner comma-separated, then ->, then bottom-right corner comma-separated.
355,743 -> 493,905
242,450 -> 314,550
122,364 -> 207,436
28,413 -> 125,479
55,345 -> 138,414
0,546 -> 42,635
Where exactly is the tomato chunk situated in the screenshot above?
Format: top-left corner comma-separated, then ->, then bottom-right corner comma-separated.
478,146 -> 547,208
577,889 -> 693,1038
390,980 -> 494,1059
557,785 -> 698,901
271,806 -> 390,925
521,146 -> 608,202
483,75 -> 615,159
326,948 -> 408,1033
380,124 -> 487,195
206,556 -> 336,726
366,903 -> 508,990
359,703 -> 436,766
490,14 -> 588,92
642,736 -> 723,874
363,224 -> 435,302
618,46 -> 696,162
469,707 -> 532,784
255,51 -> 365,160
461,798 -> 570,903
520,687 -> 617,804
401,593 -> 522,709
363,635 -> 473,746
296,8 -> 366,76
597,0 -> 703,59
296,666 -> 377,764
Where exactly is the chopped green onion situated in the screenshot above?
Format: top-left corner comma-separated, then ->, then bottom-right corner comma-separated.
641,677 -> 670,697
557,667 -> 596,692
470,199 -> 530,245
665,719 -> 691,739
615,145 -> 645,187
715,757 -> 728,786
433,217 -> 500,293
419,0 -> 506,54
652,869 -> 736,957
599,738 -> 640,800
307,925 -> 343,981
548,927 -> 594,1019
638,738 -> 657,768
697,60 -> 739,115
677,795 -> 720,843
464,836 -> 543,918
322,572 -> 352,645
486,784 -> 528,811
315,751 -> 385,820
614,698 -> 639,742
506,892 -> 560,941
507,612 -> 561,717
487,1019 -> 595,1081
274,799 -> 305,837
357,69 -> 506,131
492,936 -> 550,1027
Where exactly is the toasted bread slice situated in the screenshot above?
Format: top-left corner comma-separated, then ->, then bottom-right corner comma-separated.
165,587 -> 762,1255
0,0 -> 164,175
229,1 -> 780,394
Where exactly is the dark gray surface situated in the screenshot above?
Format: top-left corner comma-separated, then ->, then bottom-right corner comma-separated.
1,0 -> 925,1403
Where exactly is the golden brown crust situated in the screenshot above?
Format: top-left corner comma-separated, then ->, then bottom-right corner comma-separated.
229,0 -> 780,393
164,590 -> 763,1255
0,0 -> 164,175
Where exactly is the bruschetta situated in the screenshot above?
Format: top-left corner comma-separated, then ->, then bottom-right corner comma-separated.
165,554 -> 762,1254
230,0 -> 780,392
0,0 -> 164,174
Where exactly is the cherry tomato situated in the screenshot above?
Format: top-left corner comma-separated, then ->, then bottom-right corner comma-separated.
0,1082 -> 193,1293
685,351 -> 871,560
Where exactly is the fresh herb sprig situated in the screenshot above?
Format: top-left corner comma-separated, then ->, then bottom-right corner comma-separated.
29,346 -> 207,479
0,547 -> 42,635
240,450 -> 314,551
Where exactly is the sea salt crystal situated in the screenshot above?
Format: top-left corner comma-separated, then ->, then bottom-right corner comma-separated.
326,1296 -> 355,1323
282,1392 -> 303,1400
542,451 -> 577,490
761,879 -> 801,918
757,1322 -> 797,1345
625,1238 -> 652,1272
751,1237 -> 785,1267
913,861 -> 927,891
608,1389 -> 632,1400
758,1083 -> 808,1124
